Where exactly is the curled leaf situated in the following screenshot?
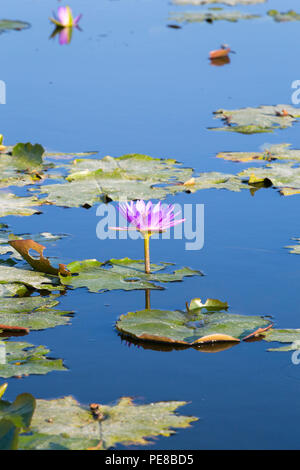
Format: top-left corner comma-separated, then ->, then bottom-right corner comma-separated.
8,239 -> 69,276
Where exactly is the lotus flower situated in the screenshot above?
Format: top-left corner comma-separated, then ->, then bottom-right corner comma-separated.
117,200 -> 185,233
50,6 -> 82,28
111,200 -> 185,274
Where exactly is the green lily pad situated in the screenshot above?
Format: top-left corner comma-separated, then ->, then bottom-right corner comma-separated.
60,258 -> 202,293
0,20 -> 30,34
169,11 -> 260,24
217,144 -> 300,164
116,301 -> 272,346
11,143 -> 44,169
173,0 -> 265,4
0,265 -> 62,292
0,420 -> 19,449
0,340 -> 66,378
0,143 -> 64,189
262,329 -> 300,352
238,162 -> 300,195
210,105 -> 300,134
172,172 -> 248,193
268,10 -> 300,22
0,283 -> 29,297
19,396 -> 197,450
0,392 -> 35,449
36,154 -> 193,207
0,393 -> 35,429
188,297 -> 229,311
0,192 -> 43,218
0,295 -> 72,331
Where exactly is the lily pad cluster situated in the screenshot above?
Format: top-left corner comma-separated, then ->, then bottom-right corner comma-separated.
169,2 -> 300,26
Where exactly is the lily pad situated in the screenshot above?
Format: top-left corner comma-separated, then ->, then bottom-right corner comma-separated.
0,420 -> 19,449
0,192 -> 42,218
116,301 -> 272,346
0,393 -> 35,429
217,144 -> 300,164
173,0 -> 265,4
286,238 -> 300,254
0,20 -> 30,34
35,154 -> 193,207
210,105 -> 300,134
262,329 -> 300,352
59,258 -> 202,293
169,11 -> 260,24
268,10 -> 300,22
0,340 -> 66,378
173,172 -> 248,193
0,392 -> 35,449
0,283 -> 29,298
19,396 -> 197,450
0,265 -> 63,292
0,143 -> 63,189
0,295 -> 73,331
238,162 -> 300,195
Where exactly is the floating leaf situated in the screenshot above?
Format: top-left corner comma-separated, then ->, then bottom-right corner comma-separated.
268,10 -> 300,22
210,105 -> 300,134
0,295 -> 72,331
188,297 -> 228,311
116,303 -> 272,346
19,396 -> 197,450
60,258 -> 202,293
0,393 -> 35,429
0,143 -> 61,189
35,154 -> 193,207
173,0 -> 265,4
286,238 -> 300,255
0,420 -> 18,450
0,20 -> 30,34
0,265 -> 62,292
0,340 -> 66,378
238,162 -> 300,194
178,172 -> 248,193
262,329 -> 300,352
0,192 -> 42,218
8,239 -> 69,276
0,283 -> 29,298
169,11 -> 260,24
11,143 -> 44,169
217,144 -> 300,164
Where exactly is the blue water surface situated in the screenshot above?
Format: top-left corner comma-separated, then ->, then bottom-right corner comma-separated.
1,0 -> 300,450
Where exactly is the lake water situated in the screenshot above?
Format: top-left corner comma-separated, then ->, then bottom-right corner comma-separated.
2,0 -> 300,449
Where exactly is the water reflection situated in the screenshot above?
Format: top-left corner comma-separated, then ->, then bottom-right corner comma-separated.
50,25 -> 81,45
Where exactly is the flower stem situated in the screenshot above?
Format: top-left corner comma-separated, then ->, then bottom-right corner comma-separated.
144,232 -> 151,274
145,289 -> 151,309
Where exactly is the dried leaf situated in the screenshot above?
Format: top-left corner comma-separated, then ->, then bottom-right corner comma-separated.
8,239 -> 69,276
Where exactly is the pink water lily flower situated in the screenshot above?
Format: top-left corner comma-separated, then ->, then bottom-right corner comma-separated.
117,200 -> 185,233
50,6 -> 82,28
110,200 -> 185,274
